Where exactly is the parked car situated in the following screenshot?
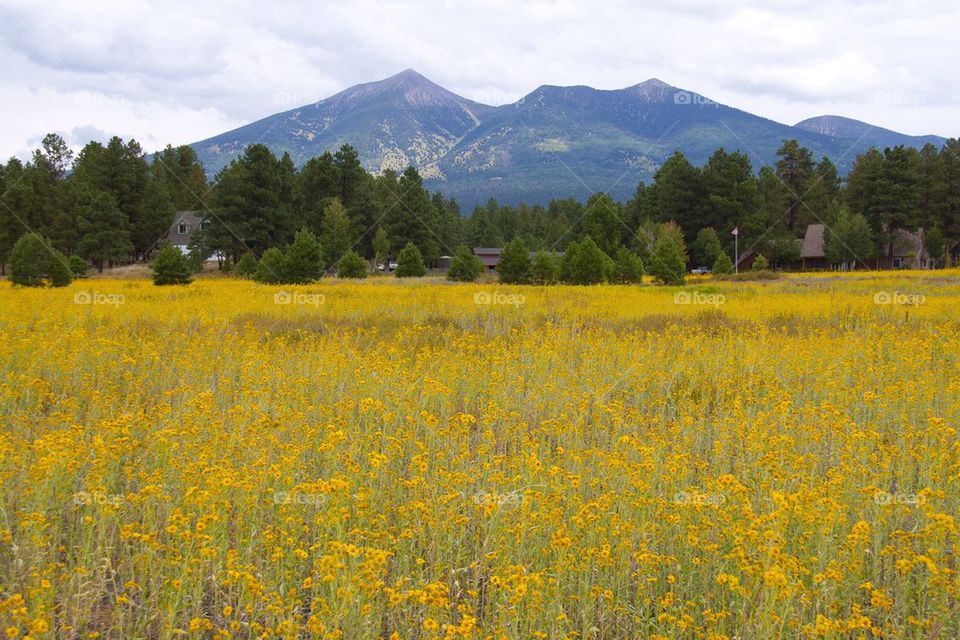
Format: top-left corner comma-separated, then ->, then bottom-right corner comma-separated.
691,266 -> 711,275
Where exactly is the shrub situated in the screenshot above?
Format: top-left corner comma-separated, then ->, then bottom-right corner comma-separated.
10,233 -> 72,287
612,247 -> 644,284
648,227 -> 687,285
561,237 -> 610,285
152,245 -> 193,286
337,251 -> 368,279
254,248 -> 287,284
395,243 -> 426,278
236,253 -> 258,278
447,245 -> 483,282
530,250 -> 560,285
715,270 -> 782,281
712,252 -> 734,275
497,238 -> 531,284
69,255 -> 89,278
284,228 -> 325,283
752,254 -> 769,271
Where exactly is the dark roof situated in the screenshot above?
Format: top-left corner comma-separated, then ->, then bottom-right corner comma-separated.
167,211 -> 202,246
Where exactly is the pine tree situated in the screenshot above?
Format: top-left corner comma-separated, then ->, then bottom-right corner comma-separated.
612,247 -> 644,283
395,242 -> 426,278
337,251 -> 368,279
320,199 -> 355,269
236,253 -> 258,278
712,252 -> 734,275
752,254 -> 769,272
692,228 -> 722,268
77,190 -> 134,272
581,192 -> 621,256
284,228 -> 324,283
254,248 -> 286,284
496,238 -> 531,284
151,244 -> 193,285
648,223 -> 687,285
561,236 -> 610,285
447,245 -> 483,282
10,233 -> 72,287
530,250 -> 560,285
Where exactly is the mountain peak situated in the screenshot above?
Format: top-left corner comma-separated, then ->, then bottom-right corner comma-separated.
625,77 -> 679,101
386,68 -> 432,85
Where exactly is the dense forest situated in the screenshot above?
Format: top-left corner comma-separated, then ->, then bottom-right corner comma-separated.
2,133 -> 959,274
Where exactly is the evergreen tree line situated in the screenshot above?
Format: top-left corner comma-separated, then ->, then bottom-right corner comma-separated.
466,139 -> 960,269
4,133 -> 960,284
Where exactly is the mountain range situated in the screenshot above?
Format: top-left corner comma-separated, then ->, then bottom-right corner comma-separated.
189,69 -> 947,208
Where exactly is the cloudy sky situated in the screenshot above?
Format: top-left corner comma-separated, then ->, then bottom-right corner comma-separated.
1,0 -> 957,161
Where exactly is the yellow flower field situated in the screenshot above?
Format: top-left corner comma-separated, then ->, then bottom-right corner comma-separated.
1,272 -> 959,639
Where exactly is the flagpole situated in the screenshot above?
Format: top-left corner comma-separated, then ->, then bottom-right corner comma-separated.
733,227 -> 739,274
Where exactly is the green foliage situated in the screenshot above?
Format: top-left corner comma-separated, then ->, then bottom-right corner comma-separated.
10,233 -> 72,287
648,223 -> 687,285
77,190 -> 134,272
612,247 -> 644,284
530,250 -> 560,285
712,252 -> 734,275
151,244 -> 193,286
254,248 -> 287,284
372,226 -> 390,269
752,254 -> 769,271
692,227 -> 722,267
236,253 -> 258,278
320,199 -> 354,269
337,251 -> 368,279
924,226 -> 945,267
447,245 -> 483,282
561,237 -> 610,285
69,254 -> 89,278
825,205 -> 874,268
284,228 -> 325,283
395,242 -> 426,278
582,192 -> 621,255
496,238 -> 531,284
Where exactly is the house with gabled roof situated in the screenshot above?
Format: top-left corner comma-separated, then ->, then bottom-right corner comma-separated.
166,211 -> 205,254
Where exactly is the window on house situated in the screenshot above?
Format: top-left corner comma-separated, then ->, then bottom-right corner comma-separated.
178,222 -> 189,235
892,257 -> 903,268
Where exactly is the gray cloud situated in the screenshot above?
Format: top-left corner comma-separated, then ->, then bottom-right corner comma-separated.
0,0 -> 956,162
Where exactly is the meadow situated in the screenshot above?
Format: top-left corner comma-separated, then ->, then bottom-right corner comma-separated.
1,272 -> 959,639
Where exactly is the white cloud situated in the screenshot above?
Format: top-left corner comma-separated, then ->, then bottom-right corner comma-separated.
0,0 -> 956,161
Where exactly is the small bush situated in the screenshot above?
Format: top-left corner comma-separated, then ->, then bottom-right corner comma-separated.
152,245 -> 193,286
712,252 -> 734,275
337,251 -> 368,279
497,239 -> 531,284
447,245 -> 483,282
395,243 -> 426,278
612,247 -> 644,284
254,248 -> 286,284
284,228 -> 325,283
530,250 -> 560,285
236,253 -> 258,278
69,255 -> 89,278
752,254 -> 769,271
